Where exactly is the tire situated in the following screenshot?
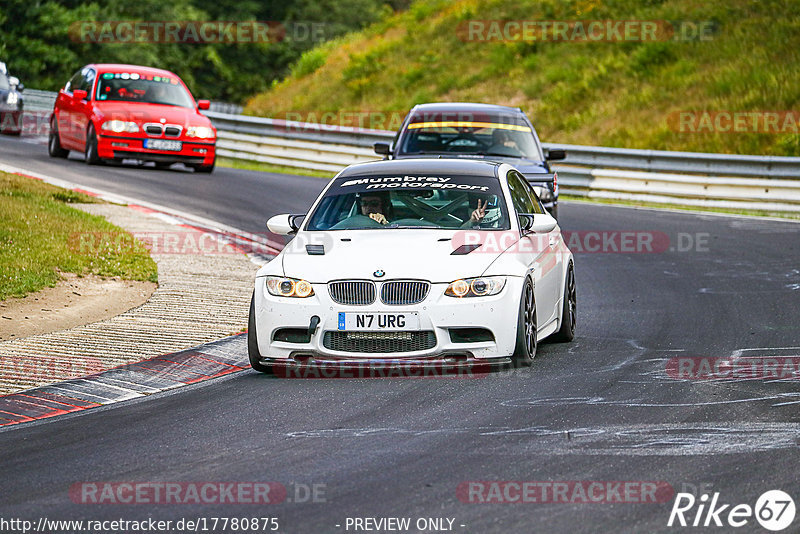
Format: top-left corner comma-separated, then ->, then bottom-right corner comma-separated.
191,155 -> 215,174
512,278 -> 537,367
1,112 -> 22,136
553,262 -> 576,342
48,119 -> 69,158
84,124 -> 102,165
248,292 -> 273,374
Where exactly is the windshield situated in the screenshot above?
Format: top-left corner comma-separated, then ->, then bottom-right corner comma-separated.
398,113 -> 542,159
306,174 -> 511,231
95,72 -> 194,108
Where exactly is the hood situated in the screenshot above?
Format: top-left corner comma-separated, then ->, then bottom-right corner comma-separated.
279,230 -> 504,283
93,101 -> 210,127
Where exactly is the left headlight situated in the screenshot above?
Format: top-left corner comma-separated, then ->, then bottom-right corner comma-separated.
186,126 -> 215,139
6,92 -> 18,106
266,276 -> 314,298
101,120 -> 139,133
445,276 -> 506,298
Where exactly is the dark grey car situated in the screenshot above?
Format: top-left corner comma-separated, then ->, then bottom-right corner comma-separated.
0,62 -> 24,135
374,103 -> 565,219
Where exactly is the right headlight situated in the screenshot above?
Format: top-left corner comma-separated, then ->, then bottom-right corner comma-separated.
6,92 -> 18,106
445,276 -> 506,298
266,276 -> 314,298
101,120 -> 139,133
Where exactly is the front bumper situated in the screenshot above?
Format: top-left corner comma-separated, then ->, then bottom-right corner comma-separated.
96,133 -> 216,165
253,277 -> 525,362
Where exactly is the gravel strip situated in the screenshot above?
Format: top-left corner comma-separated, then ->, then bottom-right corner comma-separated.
0,204 -> 259,394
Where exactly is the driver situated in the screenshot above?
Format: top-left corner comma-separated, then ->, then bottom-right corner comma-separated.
488,129 -> 520,152
358,193 -> 390,225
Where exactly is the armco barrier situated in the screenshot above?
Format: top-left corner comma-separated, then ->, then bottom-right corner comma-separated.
19,90 -> 800,211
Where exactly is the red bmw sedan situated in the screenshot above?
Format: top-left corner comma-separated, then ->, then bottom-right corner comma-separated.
48,64 -> 216,173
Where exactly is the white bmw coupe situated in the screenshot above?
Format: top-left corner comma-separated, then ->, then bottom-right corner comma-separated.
248,159 -> 575,372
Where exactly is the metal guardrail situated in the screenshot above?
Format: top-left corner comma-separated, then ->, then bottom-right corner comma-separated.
18,90 -> 800,211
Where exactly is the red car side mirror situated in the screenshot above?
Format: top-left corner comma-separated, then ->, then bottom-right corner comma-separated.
197,100 -> 210,110
73,89 -> 88,101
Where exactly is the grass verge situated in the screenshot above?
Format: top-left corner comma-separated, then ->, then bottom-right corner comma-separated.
217,157 -> 336,179
561,194 -> 800,221
0,171 -> 158,300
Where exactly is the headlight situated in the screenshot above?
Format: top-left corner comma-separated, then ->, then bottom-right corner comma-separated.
445,276 -> 506,298
266,276 -> 314,298
101,120 -> 139,133
6,92 -> 18,106
186,126 -> 214,138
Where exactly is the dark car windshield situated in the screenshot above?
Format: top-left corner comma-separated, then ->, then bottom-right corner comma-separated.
95,72 -> 194,108
397,112 -> 542,159
306,174 -> 511,231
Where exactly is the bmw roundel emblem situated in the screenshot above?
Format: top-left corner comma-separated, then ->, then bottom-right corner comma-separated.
374,269 -> 385,278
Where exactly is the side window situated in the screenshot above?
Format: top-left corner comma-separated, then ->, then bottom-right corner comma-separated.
506,170 -> 537,214
66,70 -> 83,92
79,68 -> 96,94
524,182 -> 546,215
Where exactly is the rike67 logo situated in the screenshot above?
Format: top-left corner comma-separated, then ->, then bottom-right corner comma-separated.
668,490 -> 795,531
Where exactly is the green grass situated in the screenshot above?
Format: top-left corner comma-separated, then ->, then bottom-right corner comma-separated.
217,157 -> 336,179
244,0 -> 800,157
0,172 -> 158,300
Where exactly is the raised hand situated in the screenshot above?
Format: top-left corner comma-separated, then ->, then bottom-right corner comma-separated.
470,198 -> 487,223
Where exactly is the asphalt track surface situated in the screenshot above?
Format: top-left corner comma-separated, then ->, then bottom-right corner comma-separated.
2,135 -> 800,532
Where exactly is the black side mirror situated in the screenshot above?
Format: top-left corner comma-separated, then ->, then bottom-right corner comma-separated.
545,149 -> 566,161
374,142 -> 391,157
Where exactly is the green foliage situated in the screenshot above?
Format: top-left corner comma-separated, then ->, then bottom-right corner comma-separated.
0,0 -> 402,103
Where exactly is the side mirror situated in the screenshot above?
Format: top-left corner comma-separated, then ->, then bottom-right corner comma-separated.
545,149 -> 566,161
197,100 -> 210,110
72,89 -> 88,101
267,213 -> 303,235
374,142 -> 391,157
520,213 -> 557,234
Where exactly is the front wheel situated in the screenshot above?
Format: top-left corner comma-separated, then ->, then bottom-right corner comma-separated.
248,292 -> 273,374
512,278 -> 537,367
191,155 -> 215,174
553,262 -> 576,342
84,124 -> 102,165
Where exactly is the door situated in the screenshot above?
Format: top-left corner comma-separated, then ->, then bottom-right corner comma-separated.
506,170 -> 562,327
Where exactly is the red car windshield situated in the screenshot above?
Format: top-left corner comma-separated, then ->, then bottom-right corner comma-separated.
95,72 -> 194,108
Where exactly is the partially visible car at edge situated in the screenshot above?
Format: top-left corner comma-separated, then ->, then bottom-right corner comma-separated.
48,63 -> 216,172
0,61 -> 24,136
374,103 -> 565,219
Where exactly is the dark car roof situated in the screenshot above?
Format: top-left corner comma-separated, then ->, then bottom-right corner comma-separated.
337,158 -> 502,178
409,102 -> 524,115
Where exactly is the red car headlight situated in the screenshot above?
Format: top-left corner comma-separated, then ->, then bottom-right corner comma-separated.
186,126 -> 215,139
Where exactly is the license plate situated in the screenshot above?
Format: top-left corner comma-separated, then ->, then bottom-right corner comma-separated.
338,312 -> 419,331
145,139 -> 182,151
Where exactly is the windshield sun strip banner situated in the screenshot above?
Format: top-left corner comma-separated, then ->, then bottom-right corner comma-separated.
406,121 -> 532,132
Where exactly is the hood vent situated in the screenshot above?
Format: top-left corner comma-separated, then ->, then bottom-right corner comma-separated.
451,243 -> 482,255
